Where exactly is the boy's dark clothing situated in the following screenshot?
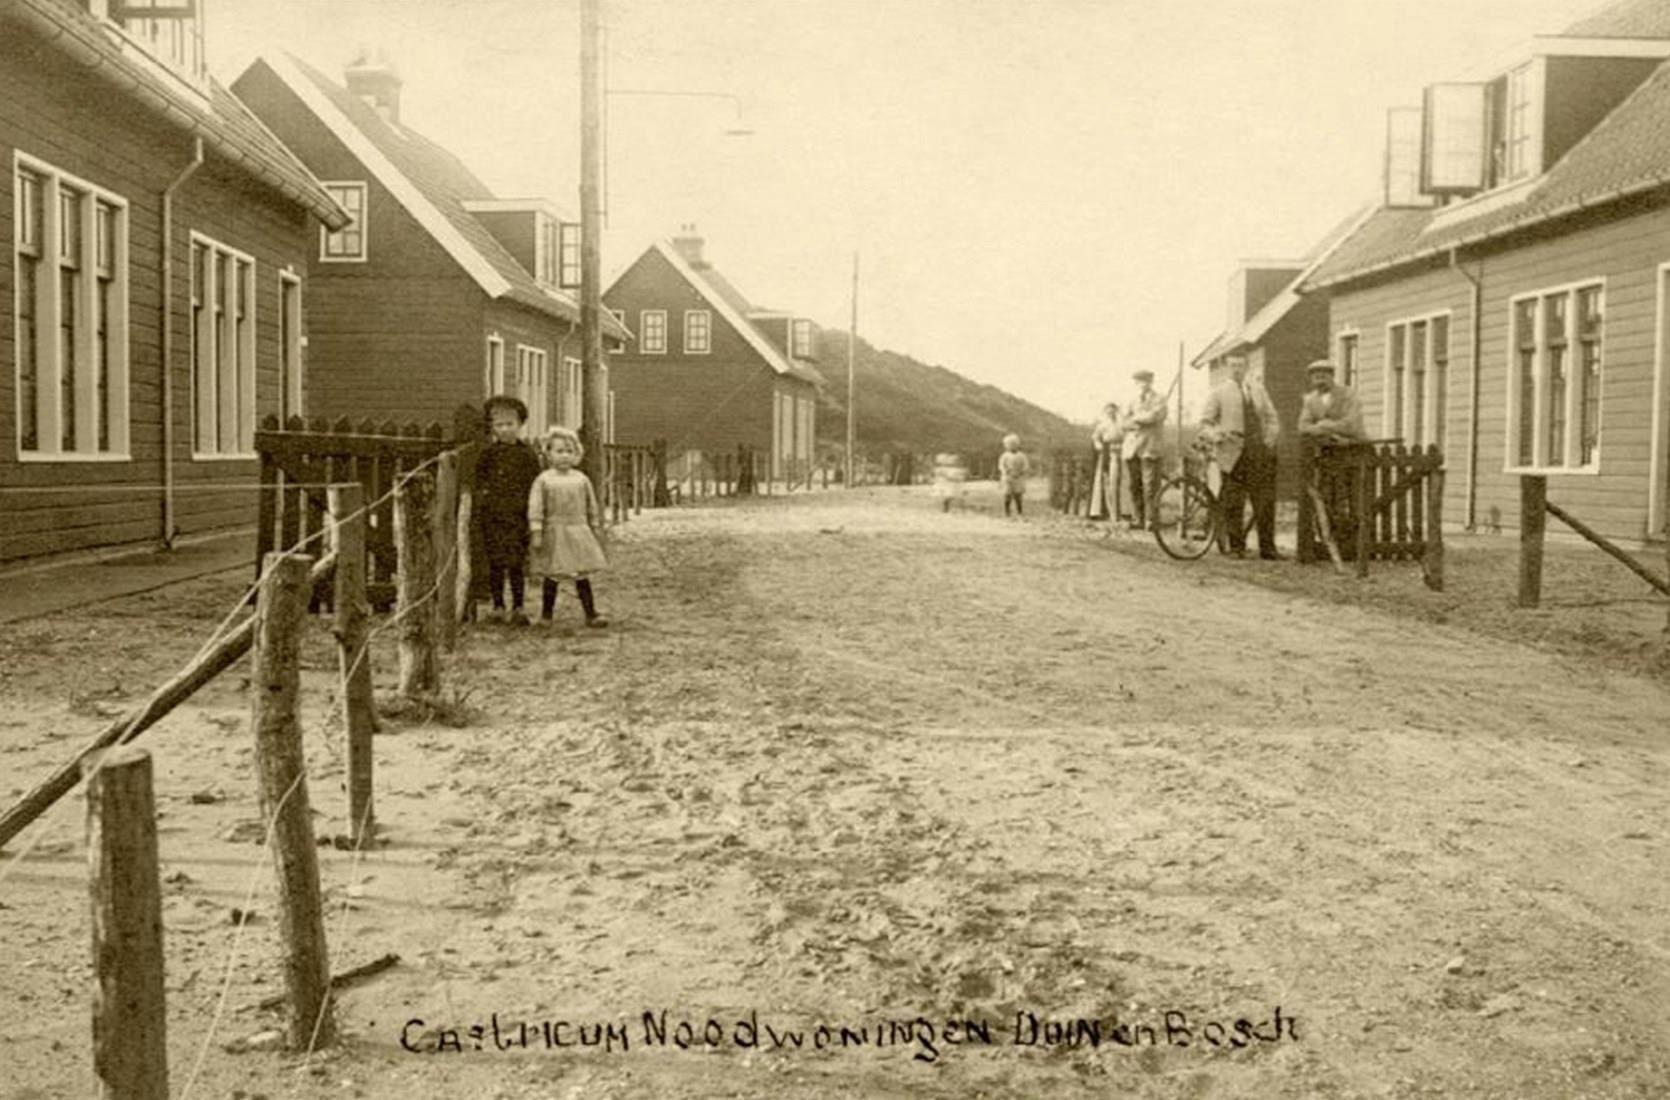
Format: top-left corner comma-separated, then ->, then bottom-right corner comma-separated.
475,439 -> 542,606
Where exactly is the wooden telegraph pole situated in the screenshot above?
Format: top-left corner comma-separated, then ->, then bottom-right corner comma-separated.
846,252 -> 857,488
579,0 -> 605,491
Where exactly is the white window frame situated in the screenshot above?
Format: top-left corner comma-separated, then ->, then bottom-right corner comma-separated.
641,309 -> 667,354
485,333 -> 506,397
1336,328 -> 1360,389
320,181 -> 368,263
279,269 -> 303,423
560,355 -> 582,429
14,152 -> 131,461
1382,310 -> 1451,448
533,213 -> 560,288
516,344 -> 550,438
559,223 -> 582,289
791,318 -> 812,359
1504,278 -> 1604,475
190,232 -> 257,459
684,309 -> 711,355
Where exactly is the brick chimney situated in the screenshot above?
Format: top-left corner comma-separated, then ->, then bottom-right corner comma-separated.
345,52 -> 402,125
671,224 -> 707,269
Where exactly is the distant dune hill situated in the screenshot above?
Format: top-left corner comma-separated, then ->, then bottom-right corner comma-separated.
813,332 -> 1085,458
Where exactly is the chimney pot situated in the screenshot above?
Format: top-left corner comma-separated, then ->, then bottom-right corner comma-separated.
672,226 -> 706,268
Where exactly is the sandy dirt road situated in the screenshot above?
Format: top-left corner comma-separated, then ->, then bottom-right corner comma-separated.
2,485 -> 1667,1099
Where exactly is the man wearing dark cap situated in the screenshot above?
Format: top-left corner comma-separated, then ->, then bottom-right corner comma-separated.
1298,359 -> 1365,443
1119,369 -> 1168,529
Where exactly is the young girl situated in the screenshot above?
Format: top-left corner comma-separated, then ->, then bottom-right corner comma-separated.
998,433 -> 1029,516
474,395 -> 543,624
528,426 -> 609,627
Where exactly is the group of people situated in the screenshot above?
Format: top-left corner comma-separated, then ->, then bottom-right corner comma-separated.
1089,355 -> 1366,558
474,395 -> 610,627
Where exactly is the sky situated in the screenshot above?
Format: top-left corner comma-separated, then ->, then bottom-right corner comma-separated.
208,0 -> 1611,420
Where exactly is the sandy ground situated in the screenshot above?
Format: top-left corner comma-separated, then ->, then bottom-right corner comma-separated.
2,483 -> 1668,1099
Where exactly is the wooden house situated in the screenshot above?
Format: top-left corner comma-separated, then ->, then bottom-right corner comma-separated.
604,229 -> 824,480
1303,0 -> 1670,543
1192,208 -> 1371,499
231,52 -> 629,438
0,0 -> 347,565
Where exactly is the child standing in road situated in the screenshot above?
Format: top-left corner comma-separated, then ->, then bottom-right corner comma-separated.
528,425 -> 610,627
998,433 -> 1030,517
474,395 -> 543,624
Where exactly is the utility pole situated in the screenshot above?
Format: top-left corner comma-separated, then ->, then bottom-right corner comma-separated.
846,251 -> 857,487
579,0 -> 605,490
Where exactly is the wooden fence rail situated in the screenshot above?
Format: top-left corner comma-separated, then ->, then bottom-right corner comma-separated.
1297,439 -> 1445,589
1517,474 -> 1670,610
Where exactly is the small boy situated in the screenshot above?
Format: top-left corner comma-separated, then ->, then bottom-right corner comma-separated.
998,433 -> 1029,517
474,395 -> 543,623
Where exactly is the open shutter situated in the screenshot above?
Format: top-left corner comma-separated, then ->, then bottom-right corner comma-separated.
1422,83 -> 1490,195
1384,108 -> 1433,208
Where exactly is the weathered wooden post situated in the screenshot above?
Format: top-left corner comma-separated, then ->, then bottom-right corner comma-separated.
455,484 -> 474,623
252,552 -> 336,1049
328,485 -> 376,847
1355,447 -> 1372,578
1422,455 -> 1445,591
1519,474 -> 1546,609
433,452 -> 459,651
1296,442 -> 1316,564
394,468 -> 439,698
85,745 -> 168,1100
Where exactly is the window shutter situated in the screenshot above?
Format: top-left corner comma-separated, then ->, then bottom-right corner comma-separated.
1422,83 -> 1490,195
1383,108 -> 1433,208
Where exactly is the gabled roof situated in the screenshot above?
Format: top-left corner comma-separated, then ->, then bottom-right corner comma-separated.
2,0 -> 346,229
1307,54 -> 1670,290
1563,0 -> 1670,38
648,241 -> 825,386
252,52 -> 628,338
1193,205 -> 1375,366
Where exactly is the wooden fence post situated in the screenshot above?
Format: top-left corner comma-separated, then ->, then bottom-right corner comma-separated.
328,485 -> 376,847
1519,474 -> 1546,609
1354,448 -> 1372,579
1423,459 -> 1445,592
252,552 -> 336,1050
1296,443 -> 1316,564
394,469 -> 439,698
455,486 -> 474,622
85,745 -> 168,1100
433,452 -> 459,651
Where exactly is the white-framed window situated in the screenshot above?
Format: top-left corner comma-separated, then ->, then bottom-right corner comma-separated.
320,181 -> 367,262
484,333 -> 506,397
1336,330 -> 1360,388
559,223 -> 581,289
641,309 -> 667,354
559,356 -> 582,429
279,270 -> 303,422
14,154 -> 131,459
1501,64 -> 1535,185
791,318 -> 813,359
516,344 -> 550,437
533,214 -> 560,287
190,232 -> 256,457
684,309 -> 711,354
1384,313 -> 1450,449
1507,281 -> 1602,472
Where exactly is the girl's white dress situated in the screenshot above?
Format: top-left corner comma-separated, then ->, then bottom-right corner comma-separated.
527,468 -> 608,579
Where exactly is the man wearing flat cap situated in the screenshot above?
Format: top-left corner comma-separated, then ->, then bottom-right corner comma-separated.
1298,360 -> 1365,444
1198,353 -> 1281,559
1120,369 -> 1168,530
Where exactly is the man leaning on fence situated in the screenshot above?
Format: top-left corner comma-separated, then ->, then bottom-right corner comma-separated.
1298,360 -> 1367,554
1198,353 -> 1281,559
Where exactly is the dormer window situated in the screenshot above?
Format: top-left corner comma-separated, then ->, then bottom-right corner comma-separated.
1499,64 -> 1537,184
790,318 -> 812,359
97,0 -> 209,92
559,223 -> 581,289
534,214 -> 560,287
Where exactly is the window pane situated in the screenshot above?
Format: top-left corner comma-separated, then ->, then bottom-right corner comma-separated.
1577,287 -> 1602,465
18,257 -> 38,450
98,277 -> 111,451
1515,300 -> 1536,466
18,170 -> 42,253
61,267 -> 77,451
1431,316 -> 1449,452
1410,322 -> 1427,444
59,188 -> 82,264
1389,324 -> 1405,436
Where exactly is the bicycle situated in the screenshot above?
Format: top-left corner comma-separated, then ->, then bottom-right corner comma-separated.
1150,437 -> 1255,561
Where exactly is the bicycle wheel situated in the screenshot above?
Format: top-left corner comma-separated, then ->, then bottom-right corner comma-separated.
1152,475 -> 1220,560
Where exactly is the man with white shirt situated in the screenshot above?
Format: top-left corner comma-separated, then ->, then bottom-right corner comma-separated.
1198,353 -> 1282,559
